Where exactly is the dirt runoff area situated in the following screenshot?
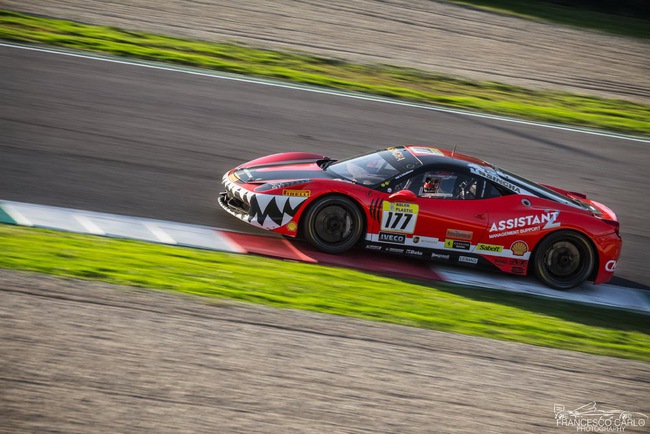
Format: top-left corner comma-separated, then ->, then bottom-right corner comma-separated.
4,0 -> 650,103
1,270 -> 648,433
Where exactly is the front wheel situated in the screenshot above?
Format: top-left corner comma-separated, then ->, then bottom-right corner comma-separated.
302,196 -> 364,254
533,230 -> 596,290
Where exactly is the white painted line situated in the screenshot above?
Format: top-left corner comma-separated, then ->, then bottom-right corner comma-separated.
74,215 -> 106,235
2,204 -> 33,226
2,42 -> 648,143
144,223 -> 177,244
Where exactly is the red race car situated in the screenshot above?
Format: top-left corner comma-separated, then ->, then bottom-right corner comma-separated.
219,145 -> 621,289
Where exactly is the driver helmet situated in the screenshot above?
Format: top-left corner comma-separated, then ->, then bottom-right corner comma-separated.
423,177 -> 440,193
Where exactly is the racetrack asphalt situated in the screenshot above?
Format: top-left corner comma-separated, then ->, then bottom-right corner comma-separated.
1,44 -> 648,288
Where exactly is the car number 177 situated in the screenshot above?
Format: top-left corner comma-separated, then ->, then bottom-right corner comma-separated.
381,201 -> 419,234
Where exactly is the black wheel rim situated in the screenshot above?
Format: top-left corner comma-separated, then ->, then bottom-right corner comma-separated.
314,205 -> 354,243
544,241 -> 582,277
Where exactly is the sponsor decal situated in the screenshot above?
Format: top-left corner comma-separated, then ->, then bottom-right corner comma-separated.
405,249 -> 423,256
386,247 -> 405,254
254,179 -> 311,192
495,258 -> 508,266
365,245 -> 383,251
286,221 -> 298,232
510,259 -> 527,266
243,168 -> 254,180
408,236 -> 438,247
446,229 -> 473,240
378,232 -> 406,244
381,181 -> 390,187
431,252 -> 450,260
459,256 -> 479,264
489,211 -> 560,234
511,266 -> 525,274
444,239 -> 471,250
511,240 -> 529,256
282,189 -> 310,197
387,146 -> 406,161
489,226 -> 540,239
468,164 -> 522,194
605,260 -> 617,272
476,243 -> 504,253
381,201 -> 419,234
410,147 -> 444,155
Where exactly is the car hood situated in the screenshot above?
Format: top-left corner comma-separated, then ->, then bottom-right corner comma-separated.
233,163 -> 336,183
232,157 -> 338,184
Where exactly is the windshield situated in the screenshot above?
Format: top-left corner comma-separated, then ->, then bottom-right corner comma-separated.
326,147 -> 423,186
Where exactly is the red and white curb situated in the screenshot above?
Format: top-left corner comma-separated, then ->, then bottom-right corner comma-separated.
434,266 -> 650,313
0,200 -> 245,253
1,200 -> 648,313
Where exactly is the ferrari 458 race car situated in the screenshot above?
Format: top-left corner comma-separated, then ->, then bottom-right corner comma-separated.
218,145 -> 621,289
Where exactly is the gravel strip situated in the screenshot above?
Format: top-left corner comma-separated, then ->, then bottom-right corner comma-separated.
1,269 -> 648,433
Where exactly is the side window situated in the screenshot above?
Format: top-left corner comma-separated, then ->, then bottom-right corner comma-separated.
418,171 -> 482,200
393,173 -> 424,195
392,170 -> 509,199
483,181 -> 509,198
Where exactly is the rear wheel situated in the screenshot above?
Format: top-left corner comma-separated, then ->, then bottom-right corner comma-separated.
533,230 -> 596,290
302,196 -> 364,254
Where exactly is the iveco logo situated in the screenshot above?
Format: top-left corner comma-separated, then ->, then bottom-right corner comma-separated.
379,232 -> 406,244
605,260 -> 617,272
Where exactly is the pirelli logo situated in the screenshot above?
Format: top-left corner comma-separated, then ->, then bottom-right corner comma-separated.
282,189 -> 310,197
476,243 -> 503,253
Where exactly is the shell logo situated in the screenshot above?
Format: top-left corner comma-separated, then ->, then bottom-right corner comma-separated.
511,241 -> 529,256
286,221 -> 298,232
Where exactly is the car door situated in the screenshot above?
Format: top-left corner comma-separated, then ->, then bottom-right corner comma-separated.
381,169 -> 490,253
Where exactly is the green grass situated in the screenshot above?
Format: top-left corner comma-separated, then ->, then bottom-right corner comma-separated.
1,224 -> 648,361
449,0 -> 650,39
1,10 -> 649,137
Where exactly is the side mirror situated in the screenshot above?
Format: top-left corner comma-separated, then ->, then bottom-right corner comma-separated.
388,189 -> 417,202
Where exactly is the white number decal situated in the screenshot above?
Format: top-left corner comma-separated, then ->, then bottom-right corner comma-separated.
381,202 -> 418,234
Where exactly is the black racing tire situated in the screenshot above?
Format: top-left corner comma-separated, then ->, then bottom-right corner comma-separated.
533,230 -> 596,290
302,195 -> 364,254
